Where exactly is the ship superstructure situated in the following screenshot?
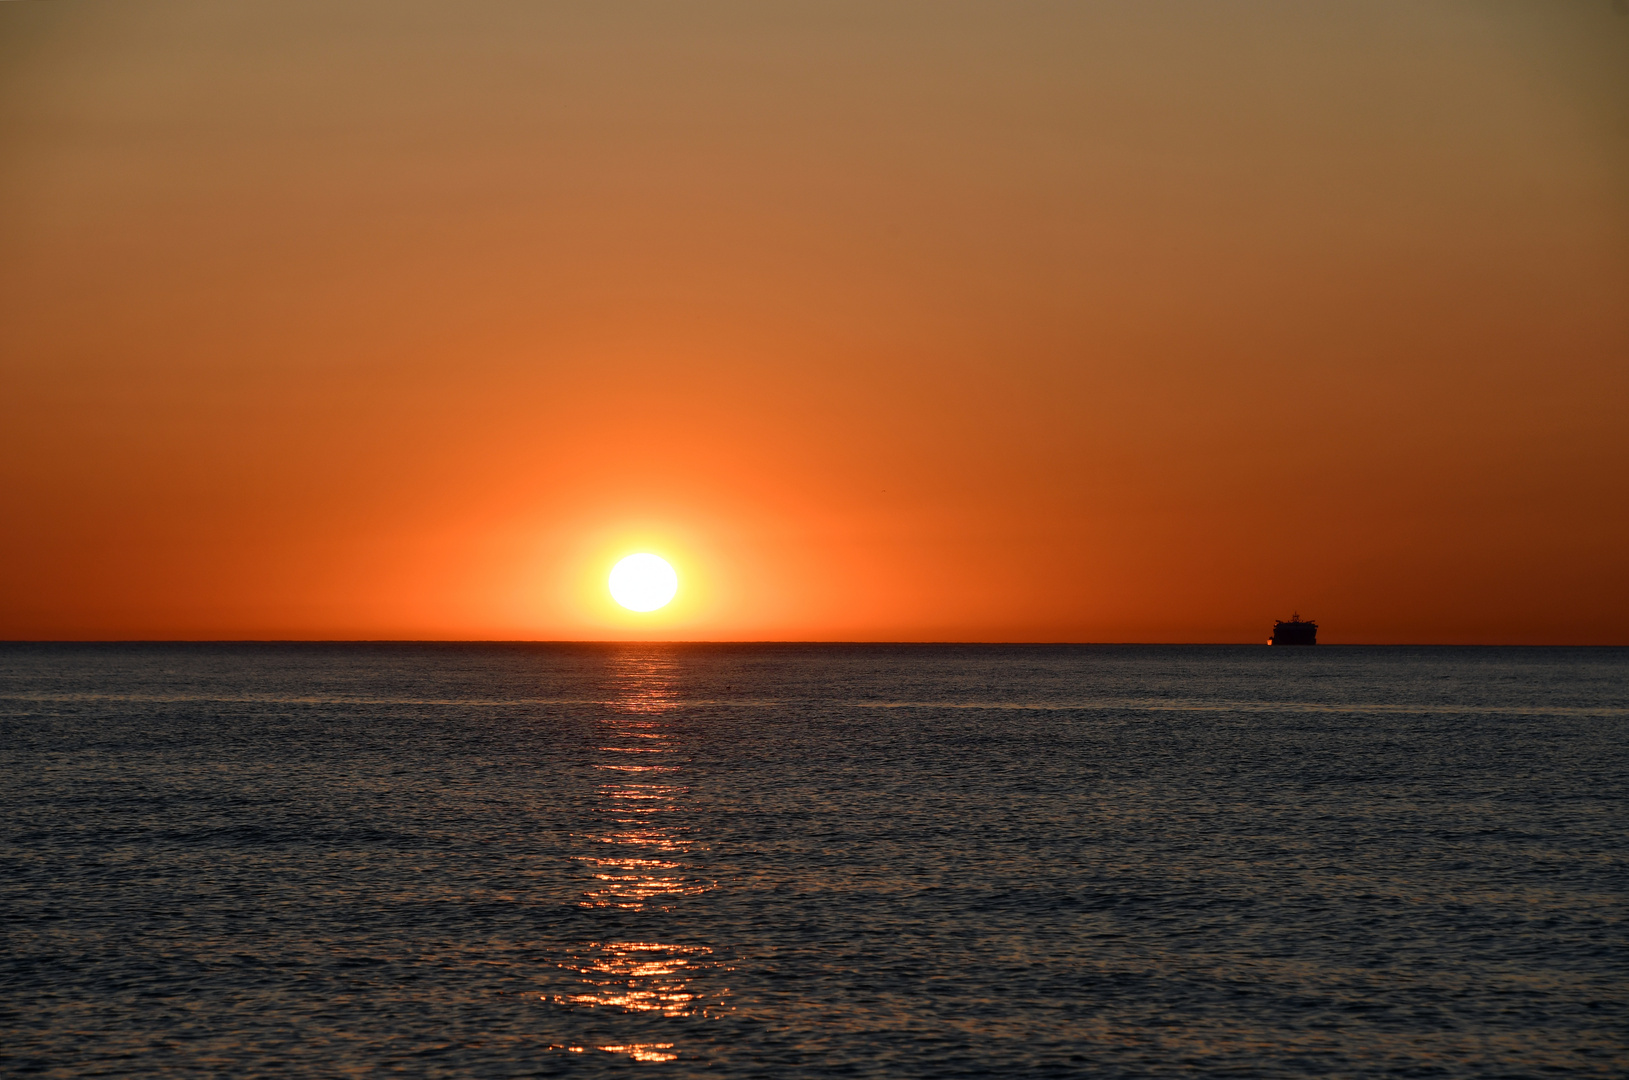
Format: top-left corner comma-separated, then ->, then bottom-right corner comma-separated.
1270,613 -> 1318,645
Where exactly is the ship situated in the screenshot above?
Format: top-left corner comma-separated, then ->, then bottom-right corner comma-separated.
1269,613 -> 1318,645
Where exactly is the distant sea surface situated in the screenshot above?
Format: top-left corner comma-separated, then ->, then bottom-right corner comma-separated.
2,643 -> 1625,1077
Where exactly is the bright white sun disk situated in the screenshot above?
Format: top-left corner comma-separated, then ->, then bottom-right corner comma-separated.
608,553 -> 678,612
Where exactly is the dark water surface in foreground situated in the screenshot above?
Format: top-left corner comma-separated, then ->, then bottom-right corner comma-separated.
1,644 -> 1624,1077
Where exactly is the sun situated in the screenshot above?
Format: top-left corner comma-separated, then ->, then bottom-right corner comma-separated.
608,553 -> 678,612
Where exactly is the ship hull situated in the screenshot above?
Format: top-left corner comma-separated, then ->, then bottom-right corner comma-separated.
1270,620 -> 1318,646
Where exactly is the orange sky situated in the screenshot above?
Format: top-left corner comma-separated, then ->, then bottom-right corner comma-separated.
2,0 -> 1626,643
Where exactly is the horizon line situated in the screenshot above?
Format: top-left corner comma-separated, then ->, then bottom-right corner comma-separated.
2,639 -> 1624,648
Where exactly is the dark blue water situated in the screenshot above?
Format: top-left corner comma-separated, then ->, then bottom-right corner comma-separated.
2,644 -> 1625,1076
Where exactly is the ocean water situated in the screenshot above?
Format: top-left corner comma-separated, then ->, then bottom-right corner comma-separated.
1,643 -> 1624,1077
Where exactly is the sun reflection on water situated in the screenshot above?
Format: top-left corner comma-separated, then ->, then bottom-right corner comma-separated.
551,651 -> 730,1053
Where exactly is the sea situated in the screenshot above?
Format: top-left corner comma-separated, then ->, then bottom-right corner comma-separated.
1,643 -> 1624,1077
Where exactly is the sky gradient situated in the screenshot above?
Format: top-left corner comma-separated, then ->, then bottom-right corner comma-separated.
3,0 -> 1627,642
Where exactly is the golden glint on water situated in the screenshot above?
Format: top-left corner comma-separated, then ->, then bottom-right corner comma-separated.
551,651 -> 731,1053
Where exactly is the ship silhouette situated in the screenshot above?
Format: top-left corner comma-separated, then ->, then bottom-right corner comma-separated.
1269,613 -> 1318,645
